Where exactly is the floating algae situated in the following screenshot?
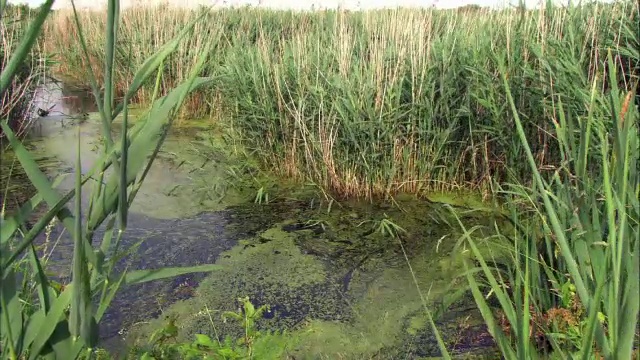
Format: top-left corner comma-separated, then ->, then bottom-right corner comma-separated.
129,197 -> 508,359
129,224 -> 342,344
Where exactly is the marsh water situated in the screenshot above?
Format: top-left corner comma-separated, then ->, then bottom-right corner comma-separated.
13,80 -> 505,358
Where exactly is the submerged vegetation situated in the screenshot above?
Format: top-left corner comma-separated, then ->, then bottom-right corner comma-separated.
1,0 -> 638,359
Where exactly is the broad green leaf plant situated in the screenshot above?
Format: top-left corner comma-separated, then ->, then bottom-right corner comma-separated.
0,1 -> 220,358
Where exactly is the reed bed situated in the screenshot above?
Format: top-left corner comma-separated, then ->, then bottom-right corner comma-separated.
43,2 -> 638,199
1,4 -> 48,137
447,51 -> 639,359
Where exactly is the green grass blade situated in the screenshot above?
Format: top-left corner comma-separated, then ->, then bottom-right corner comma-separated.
1,177 -> 91,269
0,267 -> 21,359
462,250 -> 516,358
21,306 -> 46,354
123,264 -> 221,285
103,0 -> 118,129
95,269 -> 127,322
0,175 -> 67,245
69,0 -> 109,145
28,244 -> 52,314
87,77 -> 214,232
28,286 -> 72,360
579,277 -> 605,360
119,97 -> 129,231
0,123 -> 86,259
495,52 -> 612,357
68,125 -> 95,348
110,11 -> 208,120
128,34 -> 215,204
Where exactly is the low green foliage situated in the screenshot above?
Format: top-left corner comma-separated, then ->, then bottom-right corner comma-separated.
253,186 -> 270,205
136,297 -> 297,360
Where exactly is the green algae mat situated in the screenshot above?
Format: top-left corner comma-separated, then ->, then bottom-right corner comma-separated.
126,197 -> 507,359
17,109 -> 507,358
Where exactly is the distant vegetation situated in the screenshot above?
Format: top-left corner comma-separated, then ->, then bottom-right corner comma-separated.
44,1 -> 638,199
1,4 -> 47,137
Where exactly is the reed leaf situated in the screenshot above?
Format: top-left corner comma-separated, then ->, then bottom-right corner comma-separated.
0,174 -> 66,245
27,286 -> 72,360
86,76 -> 214,233
1,2 -> 222,358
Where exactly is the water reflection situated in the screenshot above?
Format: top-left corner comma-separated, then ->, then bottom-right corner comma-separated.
28,80 -> 97,139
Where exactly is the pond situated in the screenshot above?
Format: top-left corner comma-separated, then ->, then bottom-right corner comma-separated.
14,80 -> 508,359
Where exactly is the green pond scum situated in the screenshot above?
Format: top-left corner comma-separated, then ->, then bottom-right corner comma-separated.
124,174 -> 508,359
9,109 -> 508,359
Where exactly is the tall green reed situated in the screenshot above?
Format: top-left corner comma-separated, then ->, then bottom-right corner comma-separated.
446,18 -> 638,360
0,1 -> 221,358
0,3 -> 48,138
43,2 -> 638,200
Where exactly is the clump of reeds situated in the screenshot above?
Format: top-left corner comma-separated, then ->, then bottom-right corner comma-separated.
43,2 -> 638,201
1,1 -> 220,358
446,16 -> 639,360
1,4 -> 48,137
43,4 -> 218,120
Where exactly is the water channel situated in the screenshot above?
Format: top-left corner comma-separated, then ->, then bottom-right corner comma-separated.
14,80 -> 506,359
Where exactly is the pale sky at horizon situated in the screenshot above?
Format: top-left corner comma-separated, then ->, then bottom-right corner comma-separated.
6,0 -> 616,10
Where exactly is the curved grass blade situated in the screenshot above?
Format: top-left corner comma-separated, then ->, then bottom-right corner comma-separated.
87,77 -> 214,232
0,267 -> 22,359
19,246 -> 65,356
1,174 -> 67,245
27,286 -> 72,360
95,267 -> 127,322
495,52 -> 612,357
21,305 -> 46,355
124,264 -> 221,286
28,244 -> 53,314
128,34 -> 216,204
0,123 -> 89,260
1,178 -> 92,270
110,10 -> 209,120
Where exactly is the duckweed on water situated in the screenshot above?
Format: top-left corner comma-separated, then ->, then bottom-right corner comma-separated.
12,110 -> 510,358
130,196 -> 508,359
130,225 -> 335,342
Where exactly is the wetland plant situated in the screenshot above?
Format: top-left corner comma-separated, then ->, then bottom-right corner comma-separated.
137,297 -> 296,360
43,0 -> 639,199
446,49 -> 639,358
0,3 -> 48,137
0,1 -> 221,359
